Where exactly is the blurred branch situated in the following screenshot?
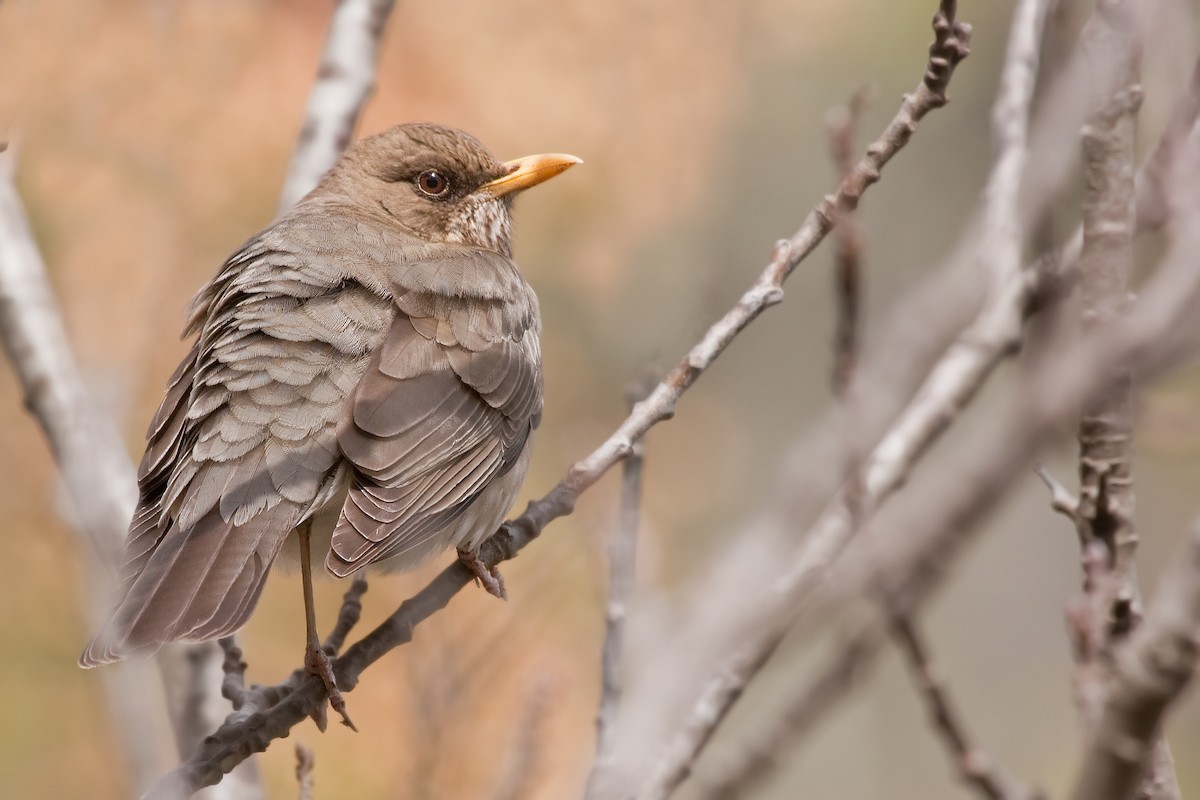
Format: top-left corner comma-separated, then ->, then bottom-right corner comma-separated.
633,0 -> 1061,794
0,148 -> 250,796
584,385 -> 648,799
861,169 -> 1200,741
141,1 -> 974,795
1066,3 -> 1181,796
887,612 -> 1041,800
694,621 -> 885,800
487,674 -> 556,800
323,577 -> 369,657
1136,58 -> 1200,233
827,86 -> 871,397
701,58 -> 1200,796
1069,516 -> 1200,800
278,0 -> 399,212
700,216 -> 1200,800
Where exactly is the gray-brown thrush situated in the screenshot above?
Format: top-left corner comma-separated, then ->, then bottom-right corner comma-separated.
79,124 -> 579,715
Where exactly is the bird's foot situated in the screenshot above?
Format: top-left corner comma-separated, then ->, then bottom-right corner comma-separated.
457,548 -> 507,600
305,645 -> 357,732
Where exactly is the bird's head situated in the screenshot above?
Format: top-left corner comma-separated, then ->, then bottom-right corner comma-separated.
322,123 -> 580,257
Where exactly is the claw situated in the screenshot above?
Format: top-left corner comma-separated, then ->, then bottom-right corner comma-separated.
457,548 -> 507,600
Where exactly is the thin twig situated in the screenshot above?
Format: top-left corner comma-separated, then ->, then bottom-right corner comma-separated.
827,86 -> 871,397
139,2 -> 974,795
322,577 -> 369,657
695,621 -> 885,800
277,0 -> 399,212
585,384 -> 649,798
887,612 -> 1040,800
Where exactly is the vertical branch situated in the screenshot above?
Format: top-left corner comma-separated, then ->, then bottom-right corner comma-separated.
0,148 -> 174,792
0,145 -> 264,800
584,385 -> 647,799
1068,8 -> 1182,798
1064,10 -> 1185,798
693,622 -> 885,800
1070,518 -> 1200,800
630,6 -> 974,797
1074,5 -> 1141,627
827,87 -> 870,398
277,0 -> 399,212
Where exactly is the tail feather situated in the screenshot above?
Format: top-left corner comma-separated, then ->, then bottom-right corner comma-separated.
79,504 -> 298,668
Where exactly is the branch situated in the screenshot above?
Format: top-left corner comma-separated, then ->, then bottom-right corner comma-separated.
697,54 -> 1200,796
1067,5 -> 1182,796
887,612 -> 1041,800
585,385 -> 648,799
277,0 -> 398,212
693,621 -> 885,800
631,2 -> 1064,795
1070,517 -> 1200,800
827,86 -> 871,397
0,148 -> 237,794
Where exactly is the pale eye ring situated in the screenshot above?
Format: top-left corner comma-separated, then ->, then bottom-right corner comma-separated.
416,169 -> 450,197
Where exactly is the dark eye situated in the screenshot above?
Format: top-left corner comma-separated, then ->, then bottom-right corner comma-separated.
416,169 -> 450,197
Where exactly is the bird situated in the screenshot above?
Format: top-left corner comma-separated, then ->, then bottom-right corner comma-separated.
79,123 -> 580,723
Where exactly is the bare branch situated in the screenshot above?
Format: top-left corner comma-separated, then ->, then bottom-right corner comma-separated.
277,0 -> 399,212
702,228 -> 1200,799
887,612 -> 1041,800
694,621 -> 885,800
585,385 -> 649,799
1066,4 -> 1183,796
696,57 -> 1200,796
1070,517 -> 1200,800
322,577 -> 369,657
632,3 -> 1071,795
0,148 -> 225,794
827,86 -> 871,396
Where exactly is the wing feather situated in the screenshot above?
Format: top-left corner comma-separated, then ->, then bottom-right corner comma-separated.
328,274 -> 541,575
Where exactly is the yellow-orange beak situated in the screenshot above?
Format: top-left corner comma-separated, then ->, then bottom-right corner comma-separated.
478,153 -> 583,199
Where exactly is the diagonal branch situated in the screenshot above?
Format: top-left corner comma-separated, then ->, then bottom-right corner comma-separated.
887,612 -> 1041,800
277,0 -> 399,212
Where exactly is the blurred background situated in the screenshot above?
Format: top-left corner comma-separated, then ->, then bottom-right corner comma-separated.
1,0 -> 1198,797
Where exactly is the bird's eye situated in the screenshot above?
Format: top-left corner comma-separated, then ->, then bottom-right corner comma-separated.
416,169 -> 450,197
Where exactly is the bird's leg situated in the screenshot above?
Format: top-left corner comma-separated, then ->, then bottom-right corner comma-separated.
298,521 -> 356,731
457,547 -> 507,600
